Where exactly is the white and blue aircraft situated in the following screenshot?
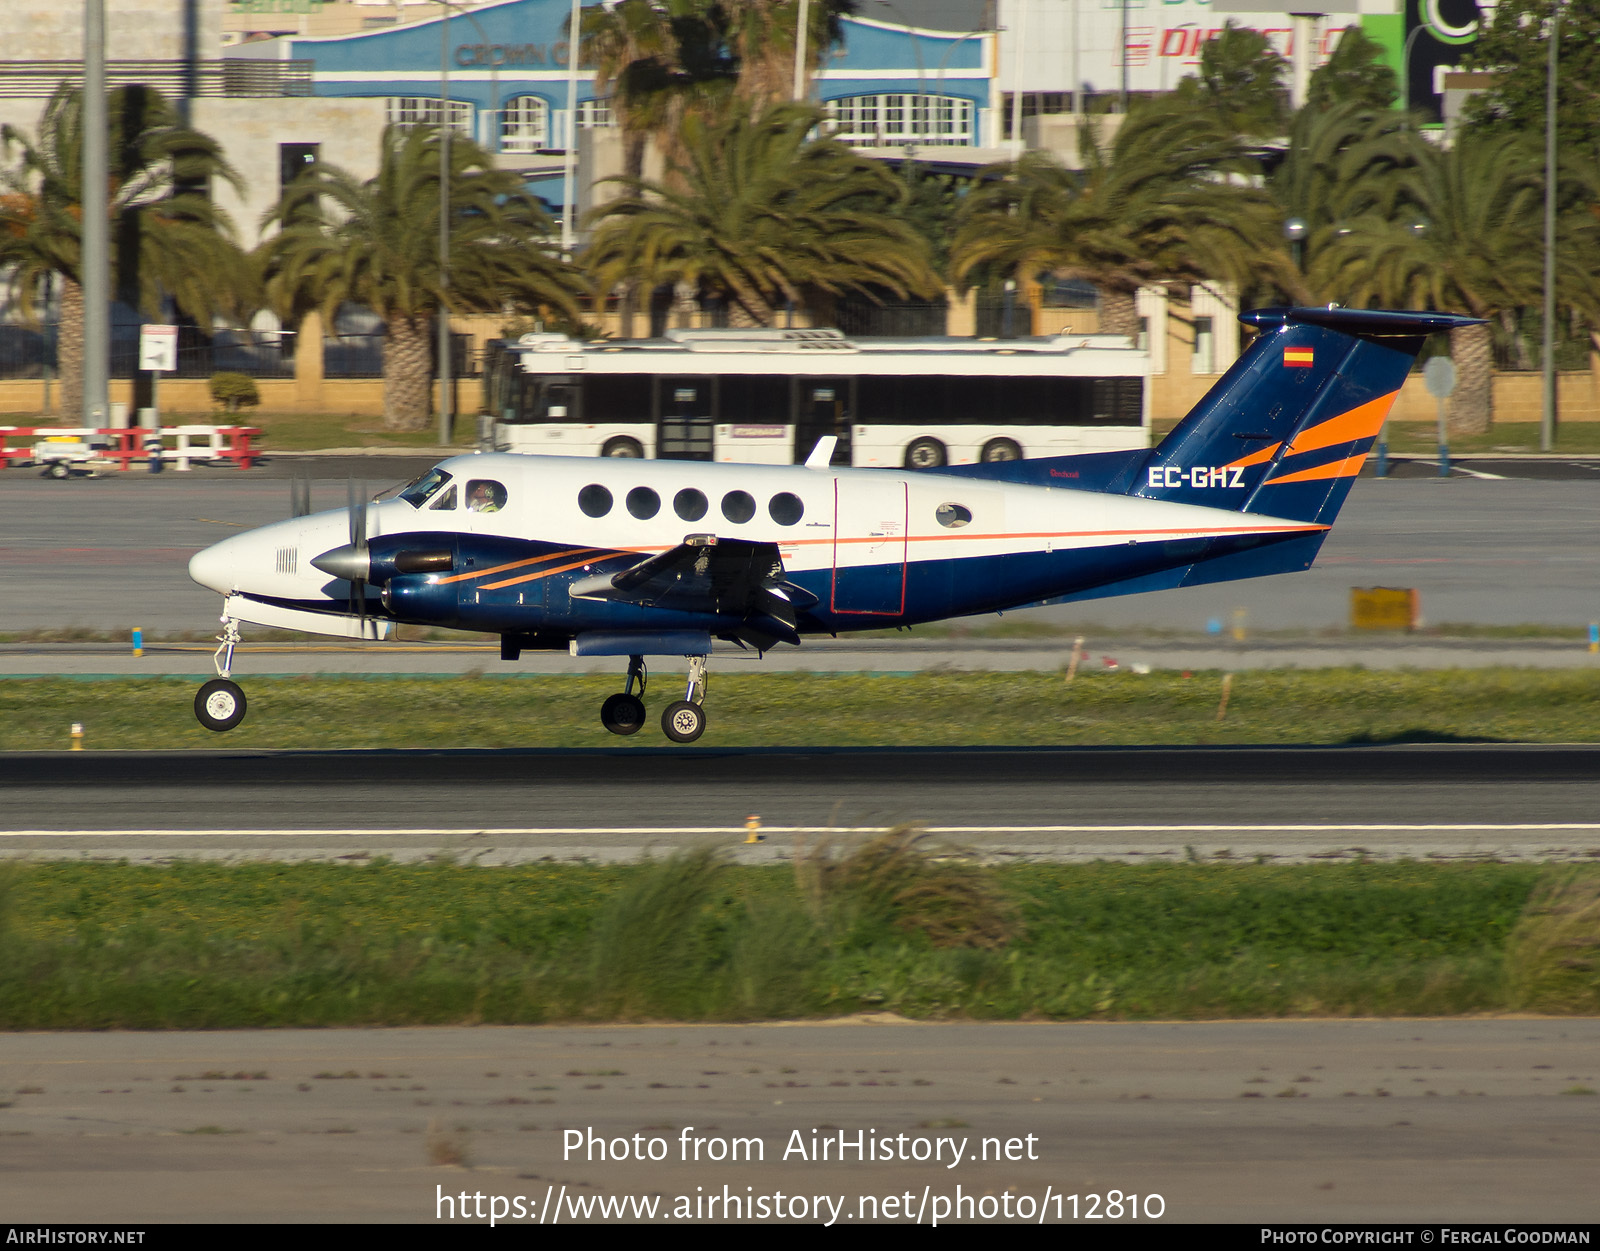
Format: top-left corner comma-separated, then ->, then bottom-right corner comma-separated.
188,306 -> 1474,743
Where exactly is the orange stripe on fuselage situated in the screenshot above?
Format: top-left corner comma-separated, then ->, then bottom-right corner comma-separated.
434,547 -> 599,585
481,557 -> 605,591
1263,453 -> 1368,486
1225,442 -> 1282,470
1285,391 -> 1399,457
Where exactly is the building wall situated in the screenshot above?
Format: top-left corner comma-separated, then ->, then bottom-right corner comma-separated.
190,95 -> 387,249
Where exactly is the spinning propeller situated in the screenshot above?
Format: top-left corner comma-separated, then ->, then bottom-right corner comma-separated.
308,477 -> 375,635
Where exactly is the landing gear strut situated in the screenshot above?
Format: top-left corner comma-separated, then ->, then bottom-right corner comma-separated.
599,654 -> 648,736
194,616 -> 247,732
660,654 -> 708,744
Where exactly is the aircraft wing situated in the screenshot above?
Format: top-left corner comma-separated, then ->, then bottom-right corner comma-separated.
568,535 -> 815,647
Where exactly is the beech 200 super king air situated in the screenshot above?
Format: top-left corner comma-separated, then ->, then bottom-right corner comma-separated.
187,307 -> 1475,743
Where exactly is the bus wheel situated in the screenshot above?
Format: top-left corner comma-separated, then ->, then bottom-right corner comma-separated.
981,438 -> 1022,462
602,437 -> 644,458
904,437 -> 947,470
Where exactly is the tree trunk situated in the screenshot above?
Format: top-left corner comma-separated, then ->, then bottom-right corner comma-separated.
1447,321 -> 1493,436
57,276 -> 82,421
383,314 -> 433,431
1097,286 -> 1141,340
724,274 -> 773,329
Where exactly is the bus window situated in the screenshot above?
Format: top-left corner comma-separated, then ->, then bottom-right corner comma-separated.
579,484 -> 613,517
721,490 -> 756,524
674,488 -> 708,521
586,374 -> 653,424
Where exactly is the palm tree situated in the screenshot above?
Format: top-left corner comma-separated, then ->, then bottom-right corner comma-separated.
585,102 -> 939,328
952,97 -> 1292,337
721,1 -> 855,111
257,124 -> 587,431
1268,100 -> 1410,300
1315,131 -> 1598,433
0,83 -> 247,418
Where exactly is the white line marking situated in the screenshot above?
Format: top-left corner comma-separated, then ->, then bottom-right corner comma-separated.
5,824 -> 1600,838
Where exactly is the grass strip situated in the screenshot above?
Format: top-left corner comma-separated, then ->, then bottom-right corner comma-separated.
4,668 -> 1600,750
2,852 -> 1582,1029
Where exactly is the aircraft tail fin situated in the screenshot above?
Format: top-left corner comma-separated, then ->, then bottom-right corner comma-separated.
1134,307 -> 1481,526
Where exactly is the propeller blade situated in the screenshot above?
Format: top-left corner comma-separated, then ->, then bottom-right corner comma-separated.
290,475 -> 310,518
346,477 -> 371,629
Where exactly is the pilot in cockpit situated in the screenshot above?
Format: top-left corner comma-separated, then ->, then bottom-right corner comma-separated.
467,480 -> 505,513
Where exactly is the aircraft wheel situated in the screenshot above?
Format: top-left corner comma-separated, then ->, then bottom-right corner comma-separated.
600,692 -> 646,736
194,678 -> 247,732
661,700 -> 706,744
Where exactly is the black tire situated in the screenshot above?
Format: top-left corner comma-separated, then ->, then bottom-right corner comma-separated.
903,437 -> 947,470
661,700 -> 706,744
194,678 -> 247,732
981,437 -> 1023,462
45,462 -> 70,479
600,692 -> 646,736
601,437 -> 644,458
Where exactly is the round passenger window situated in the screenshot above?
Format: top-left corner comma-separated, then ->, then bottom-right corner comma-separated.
721,490 -> 756,524
626,486 -> 661,519
936,502 -> 972,529
578,484 -> 613,518
674,488 -> 708,522
768,492 -> 804,526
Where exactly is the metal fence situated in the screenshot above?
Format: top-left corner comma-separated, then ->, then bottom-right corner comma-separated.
0,325 -> 476,382
834,299 -> 949,338
1490,312 -> 1593,372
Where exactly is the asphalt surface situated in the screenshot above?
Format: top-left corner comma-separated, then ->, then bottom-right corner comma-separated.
7,745 -> 1600,864
7,456 -> 1600,636
4,1020 -> 1598,1223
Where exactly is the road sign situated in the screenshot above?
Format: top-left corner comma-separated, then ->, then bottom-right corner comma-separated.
138,325 -> 178,373
1423,356 -> 1457,399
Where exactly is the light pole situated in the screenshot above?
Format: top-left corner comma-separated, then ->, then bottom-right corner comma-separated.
1541,0 -> 1561,452
793,0 -> 811,101
1283,216 -> 1307,275
560,0 -> 581,259
1399,21 -> 1428,120
81,0 -> 109,429
438,3 -> 452,445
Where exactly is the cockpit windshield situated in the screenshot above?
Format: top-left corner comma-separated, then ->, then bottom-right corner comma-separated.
399,468 -> 453,508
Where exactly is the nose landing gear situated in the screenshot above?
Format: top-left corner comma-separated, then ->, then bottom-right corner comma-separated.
194,616 -> 247,732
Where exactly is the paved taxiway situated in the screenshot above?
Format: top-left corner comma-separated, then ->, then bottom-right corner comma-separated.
6,462 -> 1600,636
6,745 -> 1600,864
4,1019 -> 1597,1223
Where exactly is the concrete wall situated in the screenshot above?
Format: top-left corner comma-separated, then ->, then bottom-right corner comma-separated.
0,0 -> 219,63
190,95 -> 387,249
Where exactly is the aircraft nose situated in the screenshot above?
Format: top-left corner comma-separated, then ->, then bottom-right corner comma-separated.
188,536 -> 241,594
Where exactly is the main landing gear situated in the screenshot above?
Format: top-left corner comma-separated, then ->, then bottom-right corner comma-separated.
597,653 -> 709,743
194,616 -> 247,732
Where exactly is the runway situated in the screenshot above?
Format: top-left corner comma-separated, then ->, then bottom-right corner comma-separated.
7,744 -> 1600,863
4,1019 -> 1598,1223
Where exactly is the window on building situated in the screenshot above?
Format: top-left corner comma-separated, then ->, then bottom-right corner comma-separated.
501,96 -> 550,153
1193,316 -> 1215,375
577,98 -> 615,129
822,93 -> 974,146
279,143 -> 318,195
385,96 -> 473,136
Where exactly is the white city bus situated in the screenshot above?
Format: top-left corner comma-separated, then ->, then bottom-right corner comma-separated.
483,327 -> 1150,468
